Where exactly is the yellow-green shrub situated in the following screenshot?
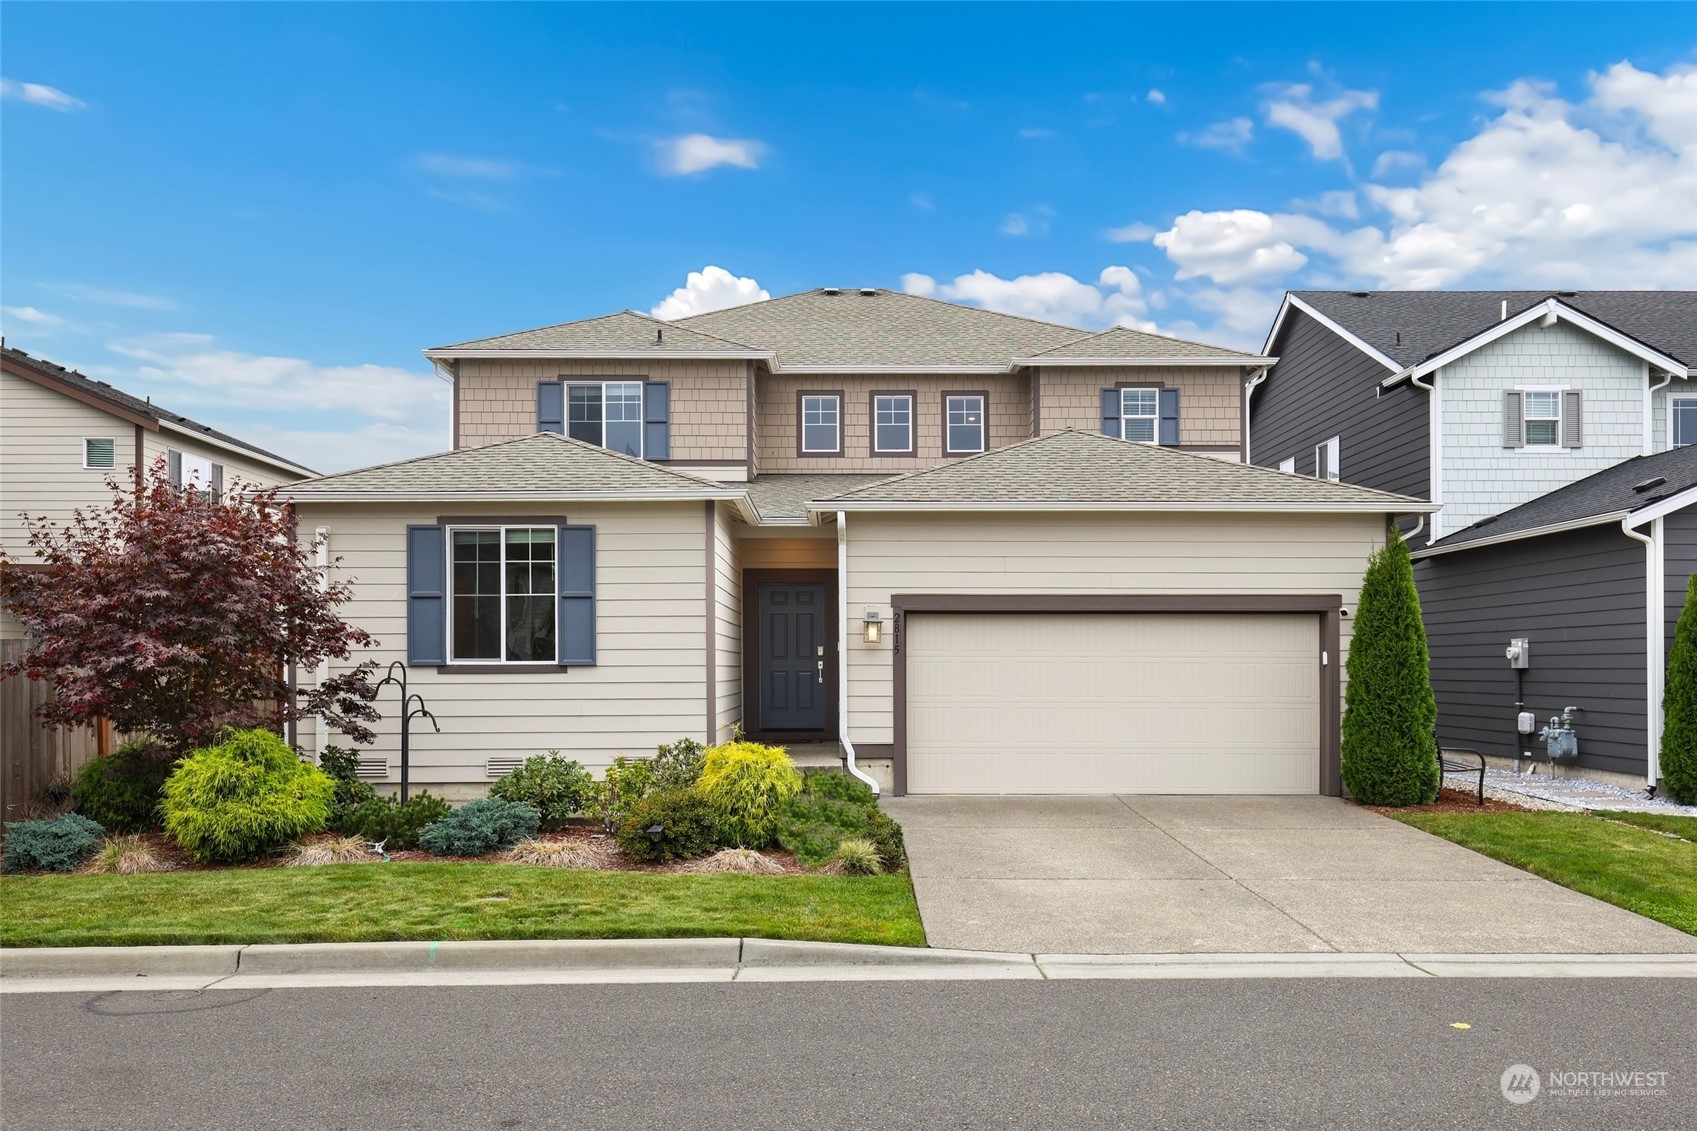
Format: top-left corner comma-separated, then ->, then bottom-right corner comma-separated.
160,728 -> 334,863
695,741 -> 802,847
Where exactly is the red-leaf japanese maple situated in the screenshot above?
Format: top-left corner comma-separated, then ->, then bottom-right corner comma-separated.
0,458 -> 379,753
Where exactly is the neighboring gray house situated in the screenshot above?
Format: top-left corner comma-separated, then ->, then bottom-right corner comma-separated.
1248,291 -> 1697,792
1416,445 -> 1697,790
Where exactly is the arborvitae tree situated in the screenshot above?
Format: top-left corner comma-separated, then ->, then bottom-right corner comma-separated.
1659,573 -> 1697,804
1340,531 -> 1441,805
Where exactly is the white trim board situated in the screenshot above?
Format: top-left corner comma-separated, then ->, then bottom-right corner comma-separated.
1262,294 -> 1401,372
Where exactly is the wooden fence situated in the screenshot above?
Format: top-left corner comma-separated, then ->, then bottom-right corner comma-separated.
1,638 -> 105,818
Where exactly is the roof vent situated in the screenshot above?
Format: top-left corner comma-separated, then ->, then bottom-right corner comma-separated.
858,287 -> 878,297
1559,290 -> 1578,297
1633,476 -> 1667,494
1472,515 -> 1498,529
1351,291 -> 1370,298
821,287 -> 842,296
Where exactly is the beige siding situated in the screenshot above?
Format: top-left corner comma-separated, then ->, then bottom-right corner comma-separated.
138,429 -> 298,492
755,372 -> 1031,472
737,532 -> 837,570
841,511 -> 1382,744
455,358 -> 748,464
294,500 -> 710,787
1039,365 -> 1245,449
713,502 -> 742,741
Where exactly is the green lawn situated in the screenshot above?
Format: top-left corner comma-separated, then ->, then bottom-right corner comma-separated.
1390,810 -> 1697,936
1593,809 -> 1697,841
0,864 -> 926,949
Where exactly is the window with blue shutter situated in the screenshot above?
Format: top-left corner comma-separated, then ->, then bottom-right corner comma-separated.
537,381 -> 564,434
557,524 -> 596,666
643,382 -> 671,460
1100,389 -> 1120,437
1158,387 -> 1181,447
406,524 -> 448,665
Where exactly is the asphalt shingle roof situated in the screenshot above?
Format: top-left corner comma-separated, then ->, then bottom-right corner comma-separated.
435,311 -> 762,354
434,289 -> 1261,369
282,431 -> 743,499
745,473 -> 893,522
813,429 -> 1426,510
1426,444 -> 1697,552
1290,290 -> 1697,369
2,346 -> 313,474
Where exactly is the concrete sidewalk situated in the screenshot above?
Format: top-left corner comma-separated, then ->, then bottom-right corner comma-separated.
885,795 -> 1697,954
3,938 -> 1695,992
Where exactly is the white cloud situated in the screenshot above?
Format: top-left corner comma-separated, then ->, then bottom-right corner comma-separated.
1179,117 -> 1254,152
1146,89 -> 1167,105
1370,149 -> 1425,178
1146,61 -> 1697,291
999,205 -> 1052,238
1302,190 -> 1360,219
100,333 -> 450,473
1,78 -> 85,112
1105,221 -> 1158,243
657,133 -> 766,175
1261,82 -> 1378,162
415,153 -> 524,180
650,266 -> 770,320
41,282 -> 176,311
2,306 -> 64,326
900,266 -> 1158,331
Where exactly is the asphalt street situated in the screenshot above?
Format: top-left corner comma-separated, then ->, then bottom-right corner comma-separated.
2,978 -> 1691,1130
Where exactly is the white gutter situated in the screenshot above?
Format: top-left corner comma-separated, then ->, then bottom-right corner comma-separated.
1647,365 -> 1673,455
836,511 -> 879,795
1411,512 -> 1630,559
423,348 -> 775,362
807,500 -> 1439,515
1009,356 -> 1276,368
1243,365 -> 1271,464
1621,516 -> 1663,788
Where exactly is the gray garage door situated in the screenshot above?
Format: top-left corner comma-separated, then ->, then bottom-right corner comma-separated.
905,612 -> 1322,794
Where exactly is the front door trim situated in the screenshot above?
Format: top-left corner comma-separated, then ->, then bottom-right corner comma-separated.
743,569 -> 838,742
889,594 -> 1343,797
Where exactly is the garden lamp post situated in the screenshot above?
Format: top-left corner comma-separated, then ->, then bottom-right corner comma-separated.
371,660 -> 440,802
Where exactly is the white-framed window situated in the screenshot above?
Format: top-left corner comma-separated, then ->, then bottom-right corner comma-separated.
1278,456 -> 1296,474
1119,387 -> 1158,443
800,394 -> 841,454
1314,436 -> 1340,481
449,526 -> 557,663
872,394 -> 914,453
1522,390 -> 1562,447
567,381 -> 643,456
82,437 -> 116,470
1672,397 -> 1697,448
945,394 -> 986,454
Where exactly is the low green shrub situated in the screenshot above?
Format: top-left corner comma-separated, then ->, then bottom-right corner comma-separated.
159,728 -> 335,864
3,813 -> 106,873
344,791 -> 451,851
319,746 -> 378,834
615,788 -> 720,863
71,739 -> 173,832
652,737 -> 706,790
696,741 -> 803,848
832,837 -> 884,876
488,752 -> 594,831
418,798 -> 541,857
799,769 -> 879,809
775,776 -> 906,870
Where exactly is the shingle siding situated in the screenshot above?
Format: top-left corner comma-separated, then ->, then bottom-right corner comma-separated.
1038,364 -> 1244,450
1250,307 -> 1429,505
1419,525 -> 1648,778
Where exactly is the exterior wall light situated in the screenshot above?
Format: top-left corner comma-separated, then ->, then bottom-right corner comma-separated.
862,610 -> 883,644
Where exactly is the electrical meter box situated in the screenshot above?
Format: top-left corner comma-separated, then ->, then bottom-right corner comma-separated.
1505,638 -> 1530,669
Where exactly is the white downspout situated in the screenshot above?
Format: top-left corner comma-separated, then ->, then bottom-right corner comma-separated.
1409,370 -> 1439,540
1621,516 -> 1663,788
313,527 -> 330,761
836,511 -> 880,794
1242,365 -> 1270,464
1647,366 -> 1672,455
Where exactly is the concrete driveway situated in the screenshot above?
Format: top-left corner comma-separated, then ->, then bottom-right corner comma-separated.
882,795 -> 1697,955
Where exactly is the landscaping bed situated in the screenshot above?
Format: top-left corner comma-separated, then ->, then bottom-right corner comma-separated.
1387,807 -> 1697,937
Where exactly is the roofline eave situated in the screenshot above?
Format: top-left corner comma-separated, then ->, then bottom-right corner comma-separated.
282,488 -> 752,507
157,419 -> 318,478
1012,356 -> 1274,368
423,348 -> 776,362
805,499 -> 1439,515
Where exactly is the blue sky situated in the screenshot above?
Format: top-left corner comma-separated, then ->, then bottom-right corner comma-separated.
4,3 -> 1693,471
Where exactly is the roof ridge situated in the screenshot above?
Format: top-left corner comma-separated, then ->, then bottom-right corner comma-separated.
1027,323 -> 1258,359
627,308 -> 762,350
434,309 -> 761,353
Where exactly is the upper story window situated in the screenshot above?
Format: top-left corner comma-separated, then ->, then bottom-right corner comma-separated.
1504,388 -> 1582,450
1278,456 -> 1296,474
568,381 -> 643,456
1119,388 -> 1158,443
1673,397 -> 1697,447
1523,391 -> 1561,447
1314,436 -> 1340,481
800,393 -> 842,455
167,449 -> 222,493
83,438 -> 116,470
450,526 -> 556,663
945,394 -> 986,454
872,393 -> 914,454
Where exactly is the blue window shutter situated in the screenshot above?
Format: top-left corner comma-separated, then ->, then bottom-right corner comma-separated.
406,525 -> 447,665
1100,389 -> 1120,437
537,381 -> 564,434
557,524 -> 596,666
643,381 -> 671,460
1158,388 -> 1181,447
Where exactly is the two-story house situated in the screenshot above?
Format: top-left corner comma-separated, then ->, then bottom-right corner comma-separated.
282,287 -> 1430,798
1249,291 -> 1697,792
0,346 -> 313,807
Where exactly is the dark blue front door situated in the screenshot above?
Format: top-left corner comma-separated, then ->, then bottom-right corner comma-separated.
758,582 -> 827,730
